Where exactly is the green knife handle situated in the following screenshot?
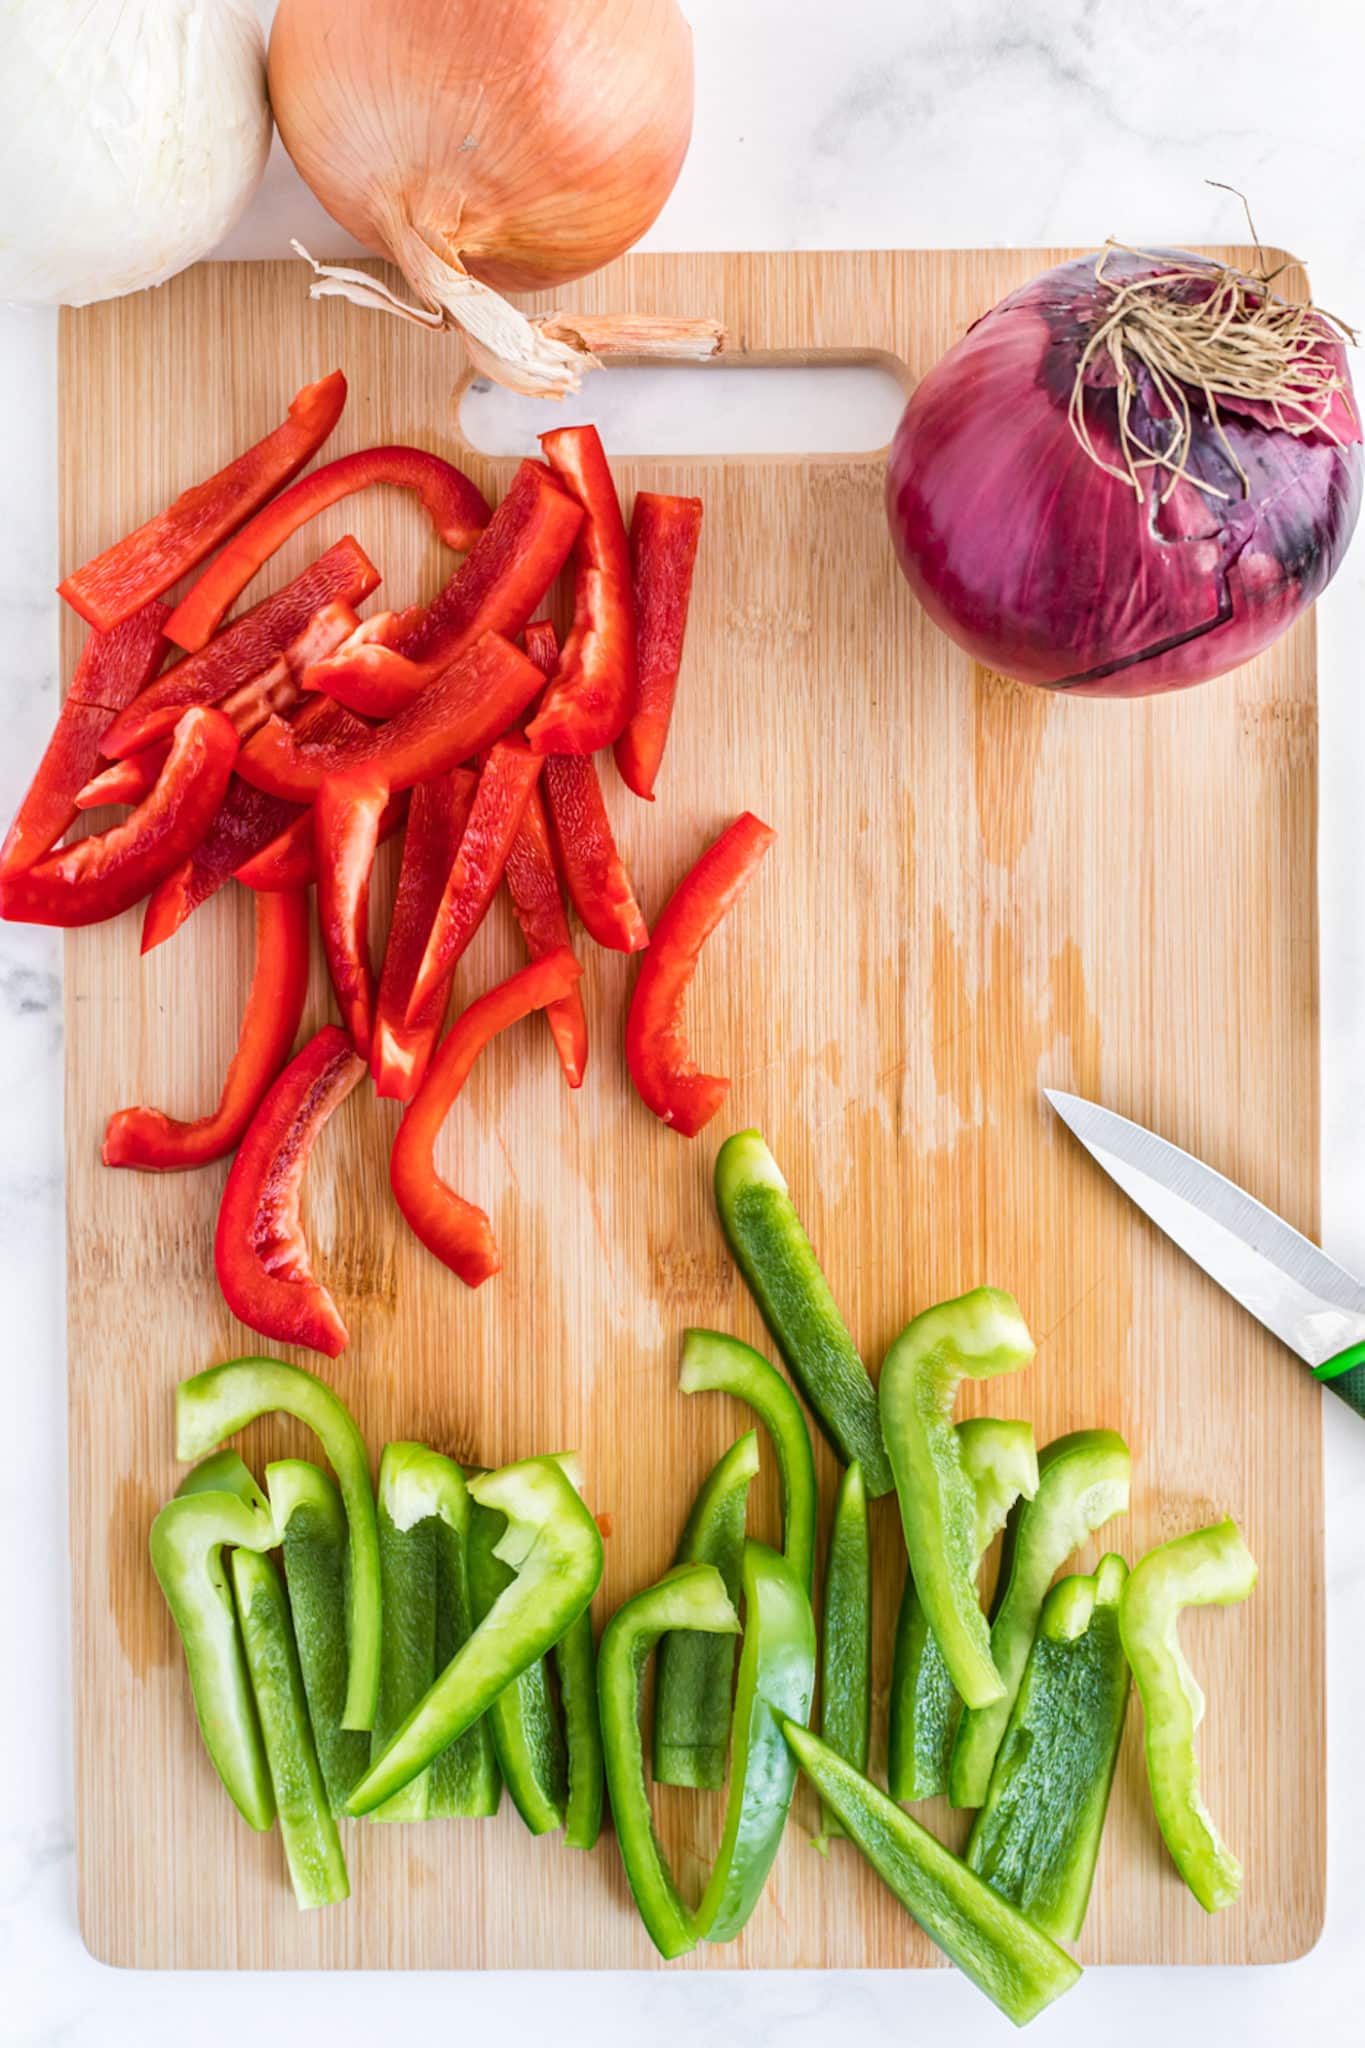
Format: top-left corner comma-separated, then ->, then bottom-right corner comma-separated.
1313,1342 -> 1365,1418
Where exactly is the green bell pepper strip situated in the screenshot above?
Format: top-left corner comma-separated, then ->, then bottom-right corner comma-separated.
231,1547 -> 351,1909
598,1563 -> 741,1958
266,1460 -> 372,1812
783,1723 -> 1082,2027
697,1539 -> 816,1942
176,1356 -> 381,1731
950,1427 -> 1131,1808
371,1442 -> 441,1822
679,1329 -> 818,1592
653,1428 -> 760,1789
418,1459 -> 503,1820
553,1604 -> 604,1849
1119,1518 -> 1258,1913
149,1478 -> 277,1830
967,1553 -> 1130,1940
816,1459 -> 871,1843
468,1489 -> 569,1835
347,1456 -> 602,1816
880,1288 -> 1037,1711
889,1418 -> 1038,1803
713,1130 -> 893,1496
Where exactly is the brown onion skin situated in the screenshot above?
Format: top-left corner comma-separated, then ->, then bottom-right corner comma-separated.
886,252 -> 1363,695
268,0 -> 694,294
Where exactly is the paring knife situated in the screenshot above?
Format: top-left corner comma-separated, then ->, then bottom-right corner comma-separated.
1044,1088 -> 1365,1418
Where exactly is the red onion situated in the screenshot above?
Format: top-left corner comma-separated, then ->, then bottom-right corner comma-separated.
886,249 -> 1362,695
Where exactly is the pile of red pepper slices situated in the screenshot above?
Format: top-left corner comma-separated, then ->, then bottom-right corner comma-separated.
4,373 -> 774,1357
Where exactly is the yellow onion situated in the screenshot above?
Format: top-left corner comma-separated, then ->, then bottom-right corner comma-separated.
268,0 -> 716,396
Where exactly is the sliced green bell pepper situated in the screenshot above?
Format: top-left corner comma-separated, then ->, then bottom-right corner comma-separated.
950,1427 -> 1131,1807
680,1329 -> 818,1592
347,1456 -> 602,1816
175,1447 -> 270,1511
889,1417 -> 1038,1803
1119,1517 -> 1257,1913
880,1288 -> 1036,1711
653,1428 -> 760,1789
598,1563 -> 741,1958
554,1604 -> 604,1850
231,1547 -> 351,1909
967,1553 -> 1130,1940
150,1469 -> 277,1830
468,1488 -> 569,1835
371,1442 -> 441,1822
697,1539 -> 816,1942
783,1722 -> 1082,2026
713,1129 -> 893,1496
176,1356 -> 381,1731
266,1459 -> 372,1812
419,1458 -> 503,1821
817,1458 -> 871,1843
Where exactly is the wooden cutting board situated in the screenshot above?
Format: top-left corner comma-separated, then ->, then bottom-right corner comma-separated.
61,247 -> 1323,1971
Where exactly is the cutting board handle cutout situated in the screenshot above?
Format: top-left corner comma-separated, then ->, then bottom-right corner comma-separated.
456,352 -> 911,465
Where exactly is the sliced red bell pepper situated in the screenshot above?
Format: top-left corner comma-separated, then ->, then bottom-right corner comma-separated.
104,889 -> 311,1170
503,786 -> 588,1090
301,460 -> 582,718
101,539 -> 379,759
0,601 -> 169,879
0,707 -> 239,929
390,950 -> 584,1287
166,448 -> 489,652
614,493 -> 703,802
625,811 -> 775,1137
372,772 -> 478,1102
141,776 -> 302,953
315,766 -> 391,1059
75,743 -> 172,811
234,790 -> 408,893
406,739 -> 544,1026
214,1024 -> 365,1357
525,428 -> 636,757
543,754 -> 649,953
237,632 -> 544,803
58,371 -> 348,633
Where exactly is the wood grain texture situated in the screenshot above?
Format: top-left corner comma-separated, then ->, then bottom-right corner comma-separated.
61,248 -> 1323,1970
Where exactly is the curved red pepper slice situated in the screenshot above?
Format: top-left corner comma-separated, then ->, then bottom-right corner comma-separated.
0,708 -> 239,929
0,601 -> 169,879
543,753 -> 649,953
104,889 -> 311,1171
625,812 -> 775,1137
406,739 -> 544,1026
390,949 -> 584,1287
59,372 -> 348,633
234,790 -> 408,894
165,448 -> 489,652
503,783 -> 588,1090
315,766 -> 391,1059
372,772 -> 478,1102
302,459 -> 582,717
215,1024 -> 365,1357
525,427 -> 636,757
101,540 -> 379,759
238,632 -> 544,803
614,493 -> 704,802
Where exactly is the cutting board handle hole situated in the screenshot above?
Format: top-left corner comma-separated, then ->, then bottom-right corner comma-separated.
457,355 -> 910,461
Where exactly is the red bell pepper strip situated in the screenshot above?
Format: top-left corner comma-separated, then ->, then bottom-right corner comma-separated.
0,708 -> 239,929
525,428 -> 636,757
238,632 -> 544,803
235,790 -> 408,894
372,772 -> 478,1102
543,754 -> 649,953
315,766 -> 391,1059
104,890 -> 311,1170
100,539 -> 379,759
215,1024 -> 365,1357
0,601 -> 169,879
165,448 -> 489,652
58,372 -> 348,633
625,811 -> 775,1137
503,786 -> 588,1091
406,739 -> 544,1026
614,493 -> 703,802
390,950 -> 583,1287
301,460 -> 582,718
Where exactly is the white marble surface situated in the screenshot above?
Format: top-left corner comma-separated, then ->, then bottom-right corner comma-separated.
6,1 -> 1365,2040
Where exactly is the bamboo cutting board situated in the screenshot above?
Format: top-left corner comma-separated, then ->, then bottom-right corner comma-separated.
62,247 -> 1324,1970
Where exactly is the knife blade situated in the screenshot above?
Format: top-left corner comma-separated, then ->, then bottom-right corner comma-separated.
1044,1088 -> 1365,1416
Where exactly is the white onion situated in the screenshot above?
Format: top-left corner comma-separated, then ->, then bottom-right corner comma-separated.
0,0 -> 271,308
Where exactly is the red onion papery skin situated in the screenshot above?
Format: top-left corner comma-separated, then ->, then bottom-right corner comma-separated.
885,251 -> 1363,695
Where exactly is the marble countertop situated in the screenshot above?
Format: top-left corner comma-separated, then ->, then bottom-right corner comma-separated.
7,2 -> 1365,2041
